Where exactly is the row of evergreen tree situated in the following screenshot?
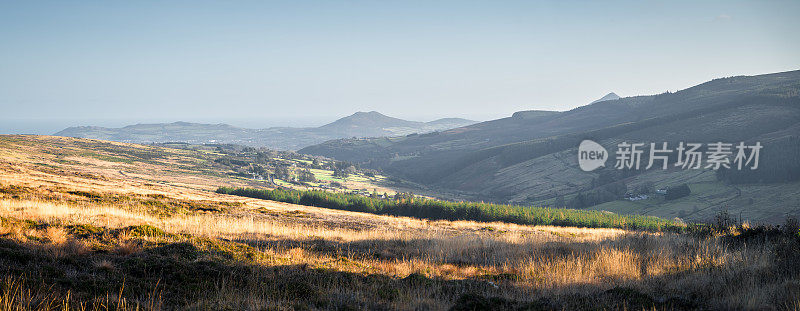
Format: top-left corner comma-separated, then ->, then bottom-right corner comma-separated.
216,187 -> 683,231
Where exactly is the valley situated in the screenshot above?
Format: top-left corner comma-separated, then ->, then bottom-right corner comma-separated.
300,70 -> 800,224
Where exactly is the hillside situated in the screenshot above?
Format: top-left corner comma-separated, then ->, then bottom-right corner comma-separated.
54,112 -> 476,151
1,135 -> 798,309
300,70 -> 800,224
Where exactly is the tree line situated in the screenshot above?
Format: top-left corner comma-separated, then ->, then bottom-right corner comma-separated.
216,187 -> 683,231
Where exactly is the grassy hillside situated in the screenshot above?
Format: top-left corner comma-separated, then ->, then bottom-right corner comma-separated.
0,135 -> 799,309
300,70 -> 800,224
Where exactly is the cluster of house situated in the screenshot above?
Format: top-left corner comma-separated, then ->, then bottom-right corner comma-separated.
625,194 -> 650,201
316,184 -> 337,190
250,173 -> 274,183
625,188 -> 668,201
347,190 -> 392,199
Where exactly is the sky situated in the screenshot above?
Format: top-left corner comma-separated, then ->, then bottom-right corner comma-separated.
1,0 -> 799,133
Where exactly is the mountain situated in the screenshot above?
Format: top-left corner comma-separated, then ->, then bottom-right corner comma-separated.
299,70 -> 800,223
318,111 -> 480,138
54,112 -> 476,150
319,111 -> 423,135
590,92 -> 621,104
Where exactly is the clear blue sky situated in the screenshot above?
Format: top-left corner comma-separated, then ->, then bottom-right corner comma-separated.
1,0 -> 798,131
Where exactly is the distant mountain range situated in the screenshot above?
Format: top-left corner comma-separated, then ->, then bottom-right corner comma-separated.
54,112 -> 476,150
300,70 -> 800,223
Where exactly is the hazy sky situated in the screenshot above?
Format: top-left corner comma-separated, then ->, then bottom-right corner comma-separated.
1,0 -> 799,131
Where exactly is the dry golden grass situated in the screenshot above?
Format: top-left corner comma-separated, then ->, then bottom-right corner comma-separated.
1,198 -> 798,310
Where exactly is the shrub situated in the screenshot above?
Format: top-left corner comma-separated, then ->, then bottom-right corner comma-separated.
714,210 -> 736,233
784,216 -> 799,236
665,184 -> 691,200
